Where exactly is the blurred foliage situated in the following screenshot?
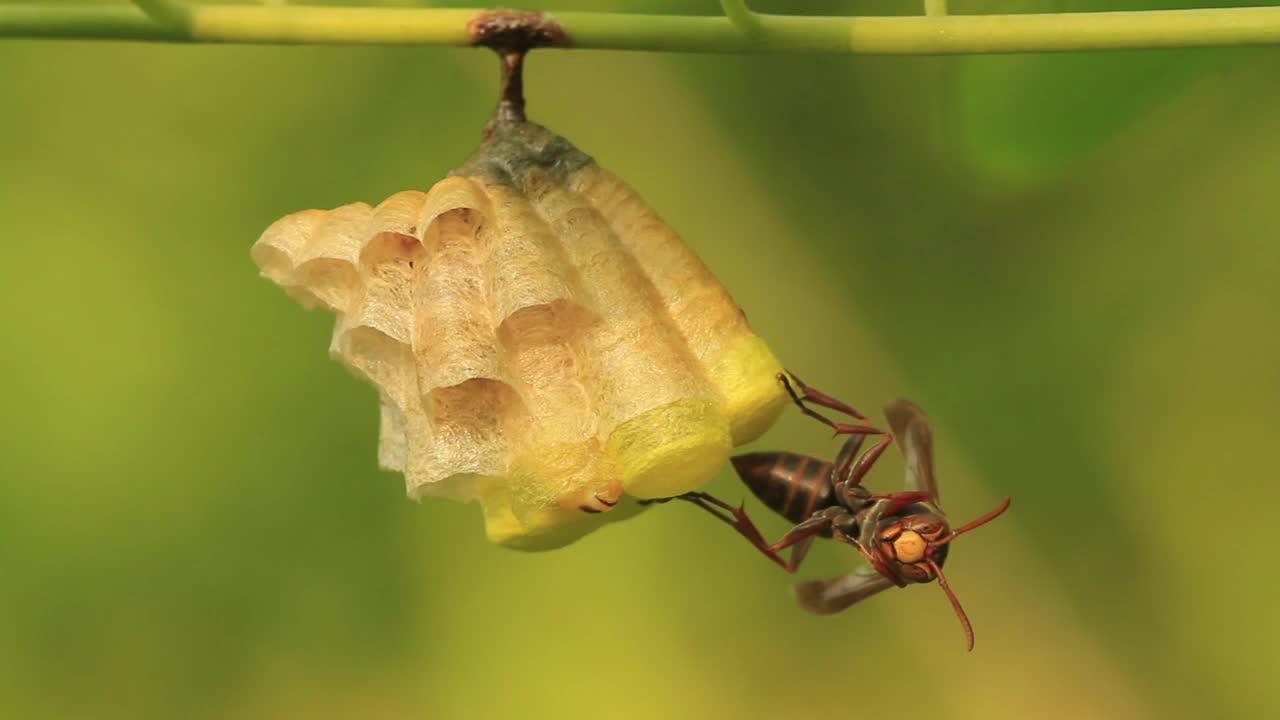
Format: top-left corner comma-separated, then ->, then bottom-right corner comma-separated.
2,1 -> 1279,718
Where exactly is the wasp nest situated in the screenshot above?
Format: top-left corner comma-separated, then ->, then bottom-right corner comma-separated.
252,118 -> 785,550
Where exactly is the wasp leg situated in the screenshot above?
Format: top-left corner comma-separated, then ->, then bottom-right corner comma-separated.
786,537 -> 817,573
832,434 -> 866,488
644,492 -> 791,571
780,371 -> 870,420
769,506 -> 847,557
869,491 -> 934,516
836,433 -> 894,488
778,373 -> 882,436
834,529 -> 907,587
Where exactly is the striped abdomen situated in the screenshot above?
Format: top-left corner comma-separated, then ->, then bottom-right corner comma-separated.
730,452 -> 836,525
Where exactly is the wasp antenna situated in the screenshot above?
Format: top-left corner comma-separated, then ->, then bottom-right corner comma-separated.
945,496 -> 1012,542
929,560 -> 974,652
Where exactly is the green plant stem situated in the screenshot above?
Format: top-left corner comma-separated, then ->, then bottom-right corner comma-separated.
3,4 -> 1280,54
0,5 -> 180,40
924,0 -> 949,17
195,7 -> 477,45
132,0 -> 191,28
719,0 -> 761,36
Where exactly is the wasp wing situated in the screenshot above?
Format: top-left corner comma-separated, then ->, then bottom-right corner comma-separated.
884,398 -> 939,504
792,567 -> 895,615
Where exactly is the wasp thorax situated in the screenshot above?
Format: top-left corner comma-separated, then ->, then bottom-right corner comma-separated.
252,117 -> 787,551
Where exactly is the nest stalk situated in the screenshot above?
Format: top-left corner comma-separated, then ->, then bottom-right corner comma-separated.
467,9 -> 570,126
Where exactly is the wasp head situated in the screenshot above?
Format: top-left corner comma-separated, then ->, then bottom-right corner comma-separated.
876,512 -> 952,583
868,497 -> 1012,651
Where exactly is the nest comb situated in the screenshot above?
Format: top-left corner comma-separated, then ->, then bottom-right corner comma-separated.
253,85 -> 785,550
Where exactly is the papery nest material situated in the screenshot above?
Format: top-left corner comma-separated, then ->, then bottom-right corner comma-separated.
253,117 -> 786,550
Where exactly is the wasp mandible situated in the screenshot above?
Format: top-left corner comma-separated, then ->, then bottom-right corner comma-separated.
647,372 -> 1011,651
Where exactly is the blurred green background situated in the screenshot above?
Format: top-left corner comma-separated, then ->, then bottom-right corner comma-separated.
3,0 -> 1279,718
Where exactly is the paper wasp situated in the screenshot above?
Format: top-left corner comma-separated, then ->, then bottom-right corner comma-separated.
646,373 -> 1010,650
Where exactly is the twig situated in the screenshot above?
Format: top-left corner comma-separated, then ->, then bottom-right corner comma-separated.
719,0 -> 762,39
2,4 -> 1280,55
132,0 -> 191,28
